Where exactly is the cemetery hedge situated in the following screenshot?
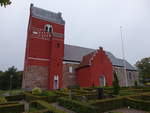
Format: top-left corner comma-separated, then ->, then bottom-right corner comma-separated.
0,102 -> 24,113
58,97 -> 98,113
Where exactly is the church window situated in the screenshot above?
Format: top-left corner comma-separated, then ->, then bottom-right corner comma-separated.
128,72 -> 132,80
44,24 -> 53,32
69,66 -> 73,73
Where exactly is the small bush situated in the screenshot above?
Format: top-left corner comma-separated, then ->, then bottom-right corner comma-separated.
0,97 -> 7,104
32,87 -> 42,95
42,91 -> 56,97
134,80 -> 138,87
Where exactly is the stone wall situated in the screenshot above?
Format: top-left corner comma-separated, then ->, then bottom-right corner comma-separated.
113,66 -> 139,86
62,61 -> 79,88
22,66 -> 49,90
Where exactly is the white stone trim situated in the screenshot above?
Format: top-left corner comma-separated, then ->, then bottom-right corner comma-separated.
63,61 -> 80,64
28,57 -> 49,61
31,36 -> 50,41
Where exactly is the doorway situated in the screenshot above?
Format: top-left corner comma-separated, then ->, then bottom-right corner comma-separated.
54,75 -> 59,89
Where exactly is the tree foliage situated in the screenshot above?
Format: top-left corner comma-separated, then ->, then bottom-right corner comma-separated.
0,0 -> 11,7
112,72 -> 120,95
0,66 -> 22,90
136,57 -> 150,83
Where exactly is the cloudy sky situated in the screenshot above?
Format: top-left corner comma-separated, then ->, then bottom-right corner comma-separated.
0,0 -> 150,71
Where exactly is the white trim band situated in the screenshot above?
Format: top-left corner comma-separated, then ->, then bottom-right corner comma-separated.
28,57 -> 49,61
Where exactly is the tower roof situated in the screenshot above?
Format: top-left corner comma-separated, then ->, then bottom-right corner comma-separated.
30,4 -> 65,25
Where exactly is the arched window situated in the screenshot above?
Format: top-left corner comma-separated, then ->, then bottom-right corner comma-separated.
99,76 -> 106,86
44,24 -> 53,32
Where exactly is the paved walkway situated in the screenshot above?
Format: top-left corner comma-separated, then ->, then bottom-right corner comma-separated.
51,103 -> 75,113
107,108 -> 147,113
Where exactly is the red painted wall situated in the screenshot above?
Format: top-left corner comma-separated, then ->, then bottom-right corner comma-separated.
24,8 -> 65,90
77,48 -> 113,87
77,66 -> 92,87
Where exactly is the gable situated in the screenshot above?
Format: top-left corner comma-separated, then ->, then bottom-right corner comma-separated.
64,44 -> 136,70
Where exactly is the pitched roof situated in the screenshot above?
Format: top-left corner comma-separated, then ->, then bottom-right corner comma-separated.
30,4 -> 65,25
64,44 -> 136,70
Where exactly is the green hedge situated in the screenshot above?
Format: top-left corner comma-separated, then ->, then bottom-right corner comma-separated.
28,109 -> 49,113
36,100 -> 66,113
90,97 -> 126,112
0,102 -> 24,113
24,92 -> 57,102
29,101 -> 46,111
28,109 -> 50,113
72,94 -> 97,100
5,94 -> 25,101
125,97 -> 150,111
58,97 -> 97,113
0,97 -> 7,104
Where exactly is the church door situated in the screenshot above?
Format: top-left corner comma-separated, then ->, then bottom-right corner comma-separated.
54,75 -> 59,89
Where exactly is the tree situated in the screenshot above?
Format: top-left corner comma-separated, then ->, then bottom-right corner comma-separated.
0,0 -> 11,7
112,72 -> 120,95
136,57 -> 150,84
0,66 -> 22,90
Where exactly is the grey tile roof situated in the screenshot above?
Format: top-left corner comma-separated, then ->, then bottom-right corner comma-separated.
64,44 -> 136,70
30,4 -> 65,25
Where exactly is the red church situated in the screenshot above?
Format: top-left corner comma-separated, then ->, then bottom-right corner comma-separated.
22,4 -> 138,90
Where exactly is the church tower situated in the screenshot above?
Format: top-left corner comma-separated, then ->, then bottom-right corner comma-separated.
22,4 -> 65,90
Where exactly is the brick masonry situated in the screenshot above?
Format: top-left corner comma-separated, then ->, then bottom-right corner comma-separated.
62,62 -> 79,88
22,66 -> 49,90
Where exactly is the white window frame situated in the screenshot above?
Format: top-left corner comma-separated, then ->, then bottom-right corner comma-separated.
44,24 -> 53,32
69,66 -> 73,73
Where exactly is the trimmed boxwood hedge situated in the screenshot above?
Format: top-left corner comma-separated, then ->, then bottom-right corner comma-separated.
125,97 -> 150,111
5,94 -> 25,101
58,97 -> 98,113
28,109 -> 49,113
0,102 -> 24,113
89,92 -> 150,112
36,100 -> 66,113
89,97 -> 126,112
24,92 -> 57,102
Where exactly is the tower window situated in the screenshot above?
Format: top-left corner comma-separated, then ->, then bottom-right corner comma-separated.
57,43 -> 60,48
44,24 -> 53,32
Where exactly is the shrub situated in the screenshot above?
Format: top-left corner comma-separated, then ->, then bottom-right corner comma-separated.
58,97 -> 97,113
32,87 -> 42,95
42,91 -> 56,97
134,80 -> 138,87
0,97 -> 7,104
113,72 -> 120,95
